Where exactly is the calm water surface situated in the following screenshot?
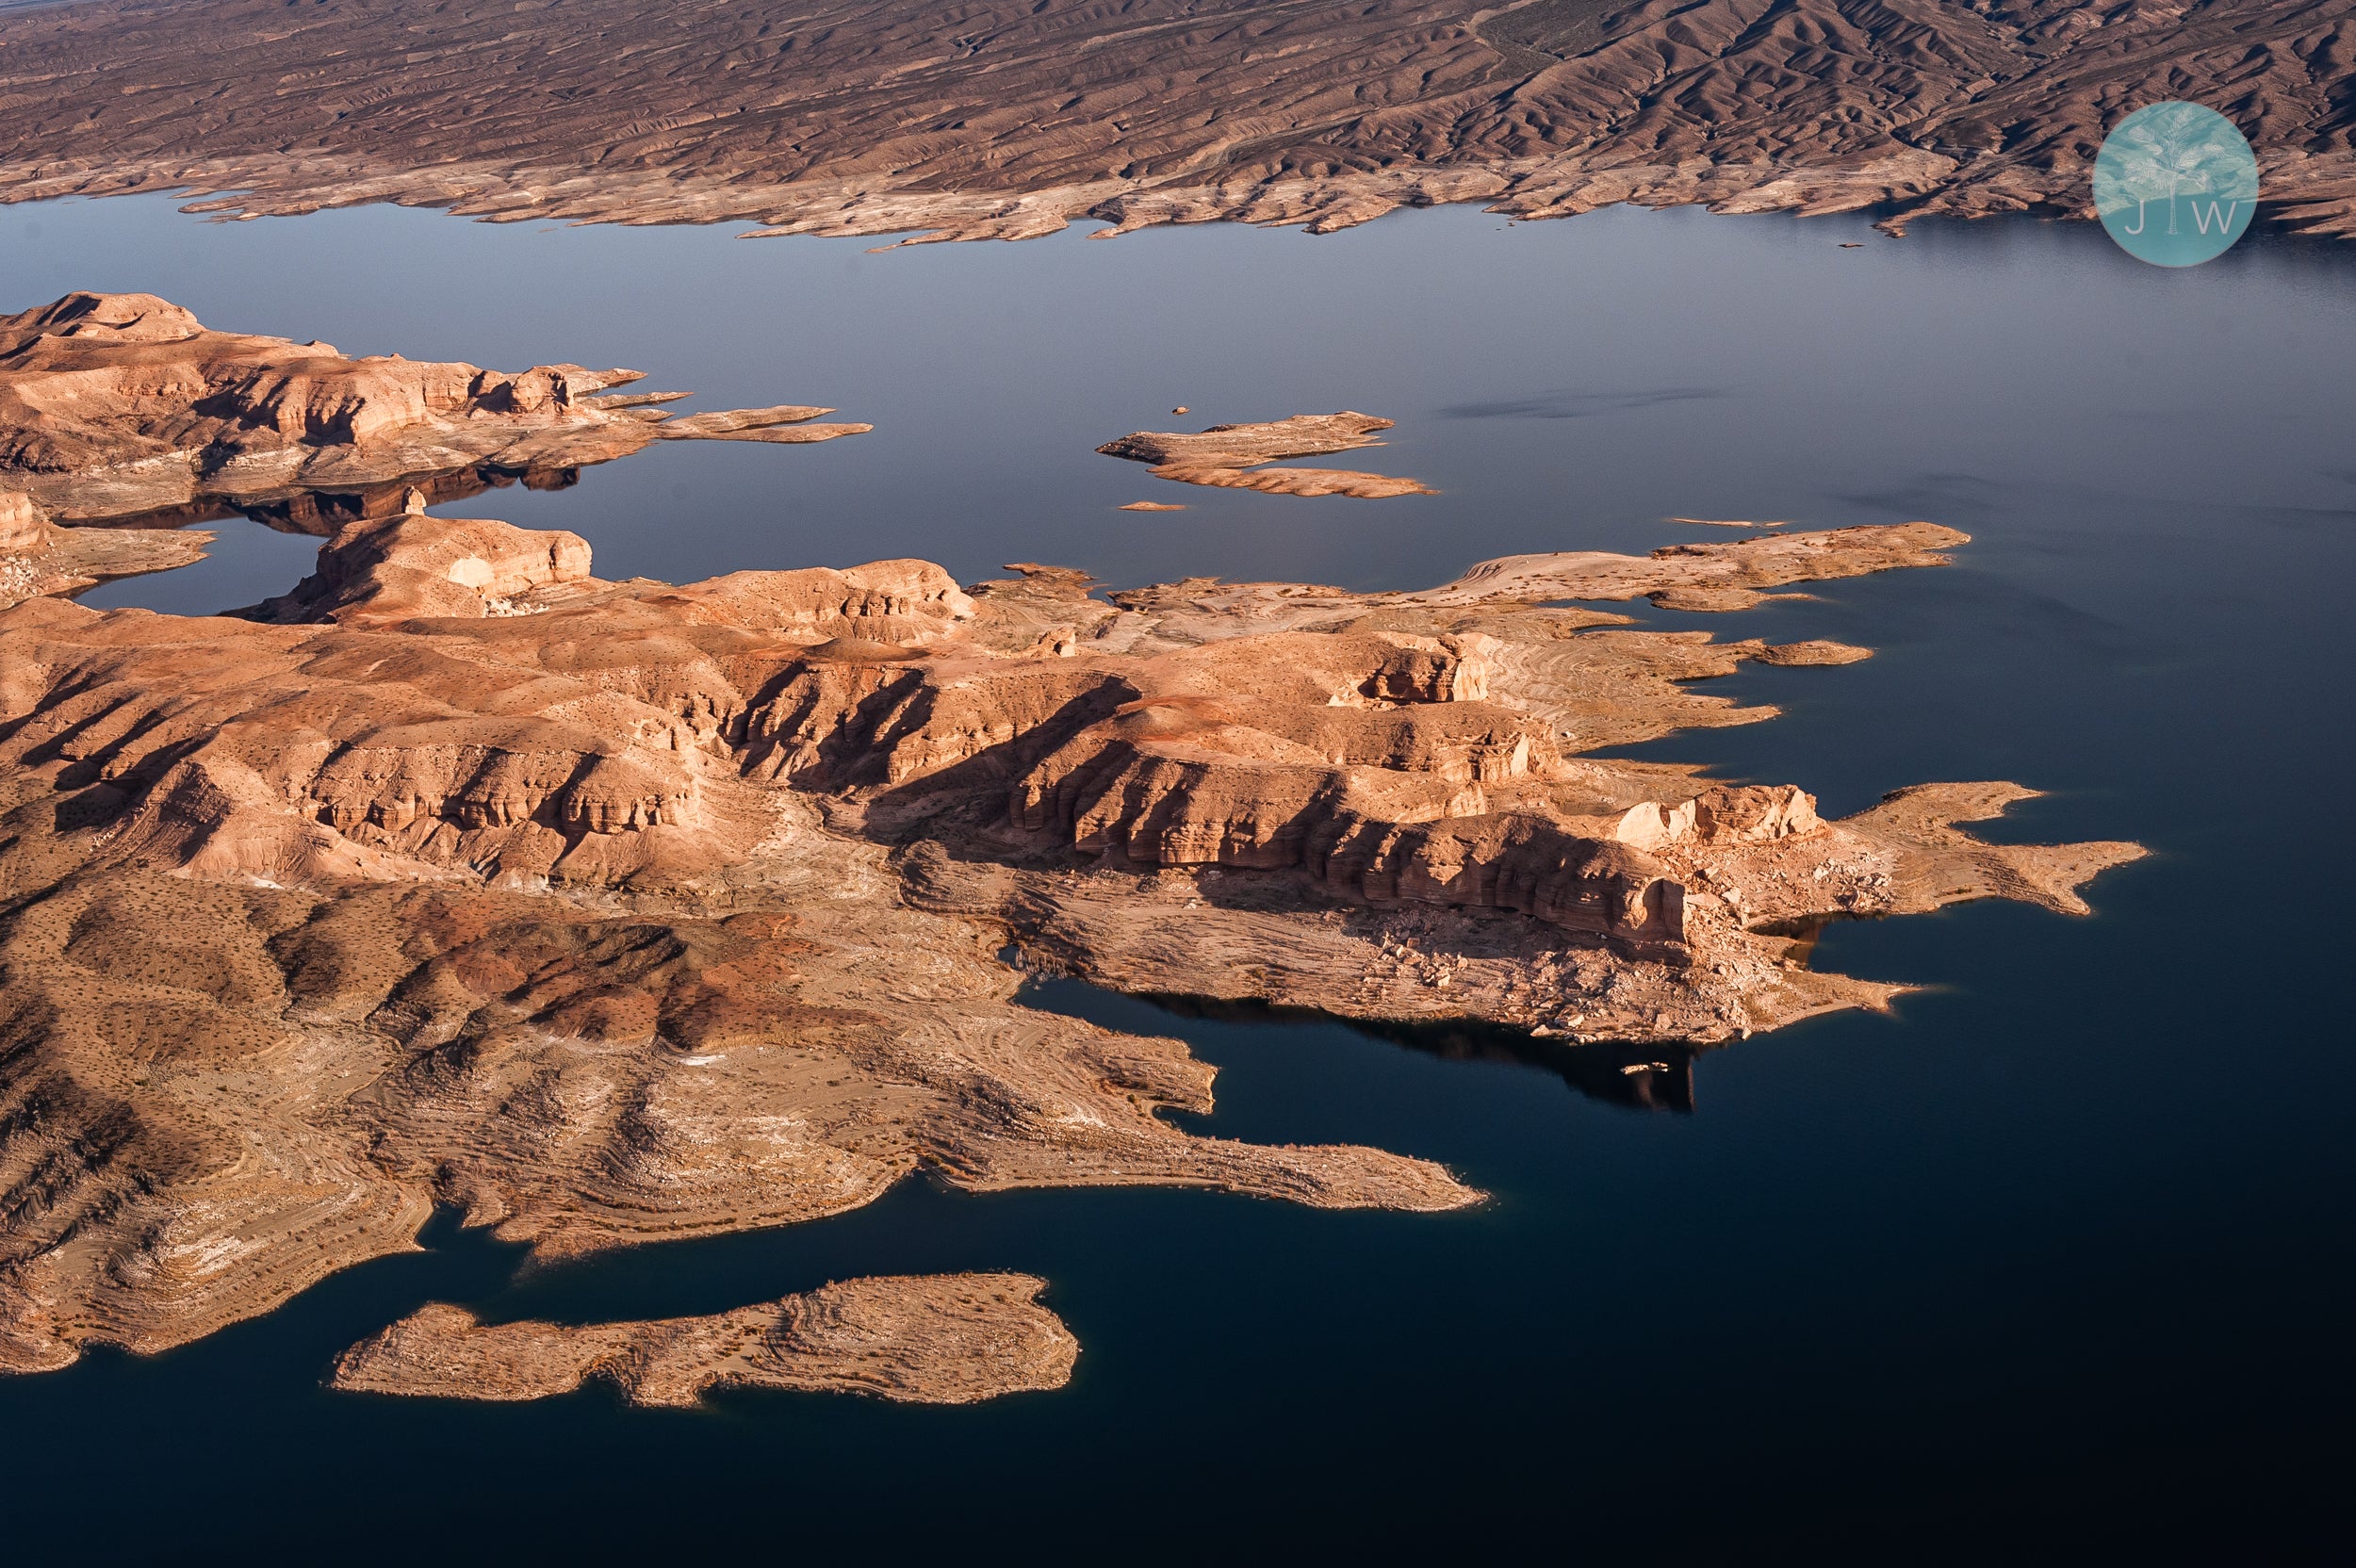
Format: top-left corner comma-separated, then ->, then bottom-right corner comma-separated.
1,196 -> 2350,1561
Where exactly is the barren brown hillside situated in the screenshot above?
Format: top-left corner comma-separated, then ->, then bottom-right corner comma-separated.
1,0 -> 2350,240
0,297 -> 2153,1379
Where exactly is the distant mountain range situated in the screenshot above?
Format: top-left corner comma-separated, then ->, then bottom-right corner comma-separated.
3,0 -> 2348,241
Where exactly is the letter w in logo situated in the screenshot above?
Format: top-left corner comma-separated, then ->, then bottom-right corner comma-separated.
2189,199 -> 2241,235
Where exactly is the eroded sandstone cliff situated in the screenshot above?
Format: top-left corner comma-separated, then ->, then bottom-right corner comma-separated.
0,291 -> 866,529
0,489 -> 2141,1394
0,484 -> 212,602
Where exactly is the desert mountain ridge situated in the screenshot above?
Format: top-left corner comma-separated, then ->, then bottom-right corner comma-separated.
0,0 -> 2348,243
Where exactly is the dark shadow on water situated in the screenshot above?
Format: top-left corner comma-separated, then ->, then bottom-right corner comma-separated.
65,466 -> 593,615
74,460 -> 586,539
239,462 -> 584,535
1017,975 -> 1696,1113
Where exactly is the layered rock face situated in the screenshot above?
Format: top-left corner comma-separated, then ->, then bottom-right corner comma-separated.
0,490 -> 42,553
0,482 -> 212,604
0,1 -> 2348,242
0,292 -> 866,525
0,501 -> 2141,1392
255,496 -> 597,625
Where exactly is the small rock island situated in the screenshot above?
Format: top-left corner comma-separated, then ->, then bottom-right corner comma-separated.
1097,412 -> 1432,498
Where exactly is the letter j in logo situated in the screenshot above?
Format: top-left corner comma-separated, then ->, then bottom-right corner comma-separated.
2095,103 -> 2259,267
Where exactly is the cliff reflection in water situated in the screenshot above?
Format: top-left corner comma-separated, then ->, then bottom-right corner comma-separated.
72,461 -> 586,541
1028,985 -> 1697,1114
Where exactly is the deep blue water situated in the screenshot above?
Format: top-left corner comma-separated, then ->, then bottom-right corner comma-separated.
0,196 -> 2350,1561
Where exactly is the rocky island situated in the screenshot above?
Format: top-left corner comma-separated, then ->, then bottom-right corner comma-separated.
1097,413 -> 1432,499
0,295 -> 2144,1398
332,1273 -> 1078,1407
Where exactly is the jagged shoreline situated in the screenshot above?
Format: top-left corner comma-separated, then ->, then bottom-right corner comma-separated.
0,293 -> 2142,1401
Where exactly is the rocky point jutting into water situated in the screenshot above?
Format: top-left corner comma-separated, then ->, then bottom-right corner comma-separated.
0,486 -> 212,604
0,294 -> 2142,1401
0,290 -> 866,536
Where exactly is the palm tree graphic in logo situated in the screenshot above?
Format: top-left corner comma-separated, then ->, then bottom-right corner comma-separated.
2095,103 -> 2259,267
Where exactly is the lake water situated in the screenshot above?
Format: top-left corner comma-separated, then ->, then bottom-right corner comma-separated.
2,195 -> 2351,1561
